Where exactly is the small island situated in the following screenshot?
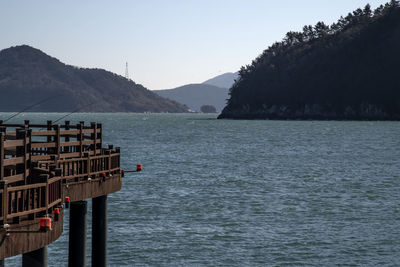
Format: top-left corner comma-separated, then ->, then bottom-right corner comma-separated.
219,1 -> 400,120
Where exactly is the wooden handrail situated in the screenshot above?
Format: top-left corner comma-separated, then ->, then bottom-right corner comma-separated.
0,123 -> 102,130
31,130 -> 56,136
8,182 -> 47,192
3,138 -> 30,149
1,129 -> 31,185
0,175 -> 62,223
3,154 -> 30,166
0,121 -> 120,229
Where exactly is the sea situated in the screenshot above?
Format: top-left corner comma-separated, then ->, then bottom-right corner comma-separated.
4,113 -> 400,266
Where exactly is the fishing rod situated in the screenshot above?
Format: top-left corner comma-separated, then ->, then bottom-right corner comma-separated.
3,95 -> 61,123
53,102 -> 145,175
53,92 -> 141,124
52,102 -> 96,124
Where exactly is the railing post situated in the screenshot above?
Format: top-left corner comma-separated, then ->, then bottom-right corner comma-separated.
55,168 -> 62,199
77,123 -> 83,158
80,121 -> 84,155
39,174 -> 49,214
26,129 -> 32,184
56,125 -> 61,159
97,123 -> 102,154
107,150 -> 111,174
46,120 -> 52,141
84,152 -> 91,179
115,147 -> 120,171
90,122 -> 96,155
47,120 -> 52,155
22,129 -> 28,184
0,132 -> 4,181
16,129 -> 27,183
46,176 -> 49,213
0,181 -> 7,226
65,121 -> 70,153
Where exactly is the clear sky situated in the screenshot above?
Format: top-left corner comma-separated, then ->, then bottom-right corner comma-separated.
0,0 -> 389,90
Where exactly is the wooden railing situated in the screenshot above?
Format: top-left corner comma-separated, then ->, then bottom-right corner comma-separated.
0,175 -> 62,225
0,150 -> 119,226
0,129 -> 30,184
0,120 -> 120,227
37,149 -> 121,183
0,120 -> 102,162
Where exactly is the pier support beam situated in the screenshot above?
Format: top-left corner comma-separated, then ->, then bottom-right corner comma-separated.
68,201 -> 87,267
92,195 -> 108,267
22,246 -> 47,267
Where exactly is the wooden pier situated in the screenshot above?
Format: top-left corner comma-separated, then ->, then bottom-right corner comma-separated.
0,120 -> 122,266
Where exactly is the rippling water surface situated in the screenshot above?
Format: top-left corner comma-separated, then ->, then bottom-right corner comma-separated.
5,113 -> 400,266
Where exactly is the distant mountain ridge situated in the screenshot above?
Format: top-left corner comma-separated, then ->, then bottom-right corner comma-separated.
154,84 -> 229,112
202,72 -> 238,88
153,72 -> 237,112
0,45 -> 188,112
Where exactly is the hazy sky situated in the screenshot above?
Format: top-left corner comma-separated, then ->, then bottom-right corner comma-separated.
0,0 -> 389,90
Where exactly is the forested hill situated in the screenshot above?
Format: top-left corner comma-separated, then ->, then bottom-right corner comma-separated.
0,45 -> 188,112
219,1 -> 400,120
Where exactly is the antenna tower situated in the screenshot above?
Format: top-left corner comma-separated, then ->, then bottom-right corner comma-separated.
125,62 -> 129,80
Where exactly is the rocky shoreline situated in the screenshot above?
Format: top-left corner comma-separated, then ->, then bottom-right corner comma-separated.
218,103 -> 400,120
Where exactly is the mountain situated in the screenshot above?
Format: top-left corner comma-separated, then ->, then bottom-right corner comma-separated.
0,45 -> 188,112
153,72 -> 237,113
219,1 -> 400,120
202,72 -> 238,88
154,84 -> 229,112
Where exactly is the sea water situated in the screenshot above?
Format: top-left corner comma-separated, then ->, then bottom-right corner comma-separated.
4,113 -> 400,266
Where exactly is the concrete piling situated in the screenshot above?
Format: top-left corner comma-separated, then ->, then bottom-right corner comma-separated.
68,201 -> 88,267
22,247 -> 47,267
92,195 -> 108,267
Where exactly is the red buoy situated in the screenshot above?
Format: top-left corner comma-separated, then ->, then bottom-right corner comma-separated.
65,196 -> 70,208
54,208 -> 60,221
40,217 -> 52,232
136,164 -> 143,172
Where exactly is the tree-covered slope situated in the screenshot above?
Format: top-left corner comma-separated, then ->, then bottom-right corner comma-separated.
219,1 -> 400,120
0,45 -> 188,112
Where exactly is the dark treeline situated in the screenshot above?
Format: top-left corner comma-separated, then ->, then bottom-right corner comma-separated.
219,1 -> 400,119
